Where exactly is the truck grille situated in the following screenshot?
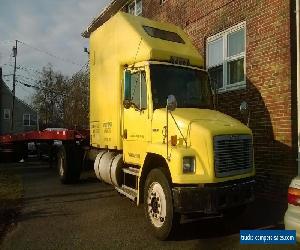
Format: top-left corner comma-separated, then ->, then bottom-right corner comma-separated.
214,135 -> 253,177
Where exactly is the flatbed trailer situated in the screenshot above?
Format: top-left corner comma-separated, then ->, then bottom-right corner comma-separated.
0,129 -> 88,163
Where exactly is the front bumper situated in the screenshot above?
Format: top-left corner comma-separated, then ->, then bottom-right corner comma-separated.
284,205 -> 300,242
172,178 -> 255,214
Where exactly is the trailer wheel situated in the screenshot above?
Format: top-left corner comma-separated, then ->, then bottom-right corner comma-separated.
144,168 -> 180,240
57,143 -> 82,184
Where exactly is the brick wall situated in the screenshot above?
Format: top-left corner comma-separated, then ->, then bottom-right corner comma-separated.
141,0 -> 297,200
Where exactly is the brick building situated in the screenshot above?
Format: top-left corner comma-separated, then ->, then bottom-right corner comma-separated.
83,0 -> 299,200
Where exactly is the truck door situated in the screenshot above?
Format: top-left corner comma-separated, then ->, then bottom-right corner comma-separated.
123,68 -> 150,165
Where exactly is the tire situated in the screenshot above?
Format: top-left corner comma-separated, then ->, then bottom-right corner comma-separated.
144,168 -> 180,240
57,143 -> 83,184
13,142 -> 25,162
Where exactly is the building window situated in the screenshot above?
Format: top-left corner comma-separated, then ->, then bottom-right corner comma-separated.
128,0 -> 142,16
207,22 -> 246,92
23,114 -> 30,126
23,114 -> 36,126
3,109 -> 10,120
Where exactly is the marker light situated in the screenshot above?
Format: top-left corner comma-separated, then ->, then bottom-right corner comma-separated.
171,135 -> 177,146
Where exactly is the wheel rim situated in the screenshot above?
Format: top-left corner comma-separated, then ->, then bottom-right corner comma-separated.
147,182 -> 166,228
58,156 -> 64,177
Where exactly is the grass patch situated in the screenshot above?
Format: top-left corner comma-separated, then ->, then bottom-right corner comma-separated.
0,170 -> 23,241
0,172 -> 22,202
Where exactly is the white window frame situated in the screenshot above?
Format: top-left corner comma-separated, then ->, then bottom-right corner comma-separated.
128,0 -> 142,16
3,109 -> 10,120
23,114 -> 31,126
128,1 -> 135,15
206,22 -> 246,93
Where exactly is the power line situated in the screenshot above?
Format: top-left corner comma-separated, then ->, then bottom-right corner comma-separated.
17,79 -> 67,97
1,54 -> 13,71
16,74 -> 38,82
5,61 -> 89,79
16,79 -> 39,90
18,83 -> 34,96
18,40 -> 82,67
17,65 -> 43,75
0,40 -> 14,45
4,63 -> 44,75
69,62 -> 89,80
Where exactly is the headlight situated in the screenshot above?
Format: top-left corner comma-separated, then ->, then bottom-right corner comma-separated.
183,156 -> 195,173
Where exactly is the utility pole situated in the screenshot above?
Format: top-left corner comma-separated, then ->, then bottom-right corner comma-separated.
11,40 -> 17,131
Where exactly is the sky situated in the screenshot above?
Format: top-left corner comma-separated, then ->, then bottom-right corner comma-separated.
0,0 -> 112,104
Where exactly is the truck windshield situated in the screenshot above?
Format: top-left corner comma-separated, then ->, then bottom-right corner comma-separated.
150,64 -> 213,110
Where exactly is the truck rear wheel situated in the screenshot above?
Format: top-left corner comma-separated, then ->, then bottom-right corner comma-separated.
57,143 -> 82,184
144,168 -> 180,240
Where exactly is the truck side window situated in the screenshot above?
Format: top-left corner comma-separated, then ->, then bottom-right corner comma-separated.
141,71 -> 147,109
130,71 -> 147,110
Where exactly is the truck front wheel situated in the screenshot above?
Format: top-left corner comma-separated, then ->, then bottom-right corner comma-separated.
144,168 -> 180,240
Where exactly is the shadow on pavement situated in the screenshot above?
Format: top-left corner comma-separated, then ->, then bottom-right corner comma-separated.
18,209 -> 72,222
78,177 -> 100,184
24,188 -> 114,202
172,198 -> 287,241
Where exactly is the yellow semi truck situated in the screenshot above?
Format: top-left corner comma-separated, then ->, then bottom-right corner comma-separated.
57,12 -> 255,240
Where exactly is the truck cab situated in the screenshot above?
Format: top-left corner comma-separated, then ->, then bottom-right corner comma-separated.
121,60 -> 254,239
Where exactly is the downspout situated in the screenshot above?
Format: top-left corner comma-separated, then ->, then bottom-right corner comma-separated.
297,0 -> 300,175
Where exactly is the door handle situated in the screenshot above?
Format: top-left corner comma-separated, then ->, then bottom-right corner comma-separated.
123,129 -> 127,139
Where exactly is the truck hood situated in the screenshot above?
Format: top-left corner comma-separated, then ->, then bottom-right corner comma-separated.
152,108 -> 253,182
152,108 -> 251,145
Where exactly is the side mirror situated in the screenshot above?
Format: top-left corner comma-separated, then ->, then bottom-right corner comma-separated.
240,101 -> 249,116
240,101 -> 250,126
167,95 -> 177,111
124,70 -> 131,101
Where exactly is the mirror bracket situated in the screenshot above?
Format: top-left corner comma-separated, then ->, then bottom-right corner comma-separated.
166,95 -> 177,111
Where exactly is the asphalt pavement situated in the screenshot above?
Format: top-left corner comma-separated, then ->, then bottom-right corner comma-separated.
0,160 -> 299,250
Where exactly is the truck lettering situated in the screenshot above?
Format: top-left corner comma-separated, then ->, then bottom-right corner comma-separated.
128,153 -> 140,159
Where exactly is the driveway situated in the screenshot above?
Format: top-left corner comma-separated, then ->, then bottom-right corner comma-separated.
0,160 -> 298,250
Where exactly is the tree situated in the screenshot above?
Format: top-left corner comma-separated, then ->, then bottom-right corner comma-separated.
63,65 -> 89,129
32,64 -> 68,129
32,63 -> 89,130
